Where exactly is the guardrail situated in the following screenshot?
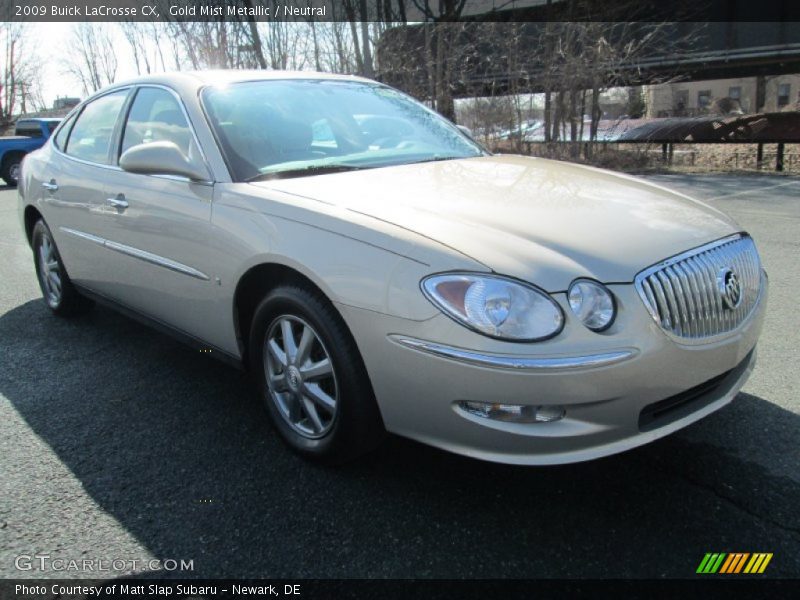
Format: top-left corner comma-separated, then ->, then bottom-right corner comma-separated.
510,141 -> 796,172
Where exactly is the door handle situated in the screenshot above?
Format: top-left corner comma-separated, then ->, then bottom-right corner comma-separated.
42,180 -> 58,192
106,195 -> 129,210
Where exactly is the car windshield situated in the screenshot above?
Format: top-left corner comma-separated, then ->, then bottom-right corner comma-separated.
201,79 -> 485,181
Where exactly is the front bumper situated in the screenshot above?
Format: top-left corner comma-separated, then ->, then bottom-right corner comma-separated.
336,280 -> 767,465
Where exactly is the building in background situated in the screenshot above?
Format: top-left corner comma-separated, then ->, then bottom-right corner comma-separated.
52,96 -> 80,111
645,75 -> 800,117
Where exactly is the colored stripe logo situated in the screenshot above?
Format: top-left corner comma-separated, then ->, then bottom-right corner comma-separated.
696,552 -> 773,574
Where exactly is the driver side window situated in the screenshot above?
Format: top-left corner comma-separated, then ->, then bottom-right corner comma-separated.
120,87 -> 199,160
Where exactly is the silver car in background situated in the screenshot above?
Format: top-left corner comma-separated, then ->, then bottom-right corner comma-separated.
18,71 -> 767,464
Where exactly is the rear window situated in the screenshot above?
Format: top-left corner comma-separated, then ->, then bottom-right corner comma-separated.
14,123 -> 42,138
65,90 -> 129,164
53,115 -> 77,150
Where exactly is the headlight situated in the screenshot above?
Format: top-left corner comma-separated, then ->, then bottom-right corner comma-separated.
568,279 -> 616,332
421,273 -> 564,342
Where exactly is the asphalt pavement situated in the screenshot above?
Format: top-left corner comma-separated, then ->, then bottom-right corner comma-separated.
1,173 -> 798,579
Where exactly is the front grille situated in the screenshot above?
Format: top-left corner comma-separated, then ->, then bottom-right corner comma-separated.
635,234 -> 762,340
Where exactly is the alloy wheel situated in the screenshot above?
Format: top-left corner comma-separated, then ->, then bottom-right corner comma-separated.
264,315 -> 339,439
8,162 -> 20,184
37,232 -> 62,308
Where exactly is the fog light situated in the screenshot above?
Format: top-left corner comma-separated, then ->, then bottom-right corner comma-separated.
459,401 -> 565,423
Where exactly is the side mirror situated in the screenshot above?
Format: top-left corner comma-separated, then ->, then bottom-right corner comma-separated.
457,125 -> 475,139
120,141 -> 209,182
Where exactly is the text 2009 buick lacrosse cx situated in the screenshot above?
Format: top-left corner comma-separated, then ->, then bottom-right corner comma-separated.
18,71 -> 766,464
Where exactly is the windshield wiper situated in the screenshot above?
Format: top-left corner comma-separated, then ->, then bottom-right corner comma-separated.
405,155 -> 465,166
246,164 -> 364,182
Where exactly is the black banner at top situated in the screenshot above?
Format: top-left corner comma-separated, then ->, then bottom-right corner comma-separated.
2,0 -> 800,23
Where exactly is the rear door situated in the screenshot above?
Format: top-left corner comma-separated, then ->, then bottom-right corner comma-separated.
39,88 -> 131,292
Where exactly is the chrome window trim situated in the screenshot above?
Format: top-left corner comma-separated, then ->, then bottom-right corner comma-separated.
389,335 -> 637,371
59,227 -> 210,281
56,87 -> 133,168
50,85 -> 214,186
118,84 -> 214,184
51,112 -> 77,152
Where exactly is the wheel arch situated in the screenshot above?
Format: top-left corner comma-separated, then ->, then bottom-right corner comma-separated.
23,205 -> 43,246
233,260 -> 344,365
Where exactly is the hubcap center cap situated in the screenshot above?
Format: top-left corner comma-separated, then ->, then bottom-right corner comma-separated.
286,366 -> 302,392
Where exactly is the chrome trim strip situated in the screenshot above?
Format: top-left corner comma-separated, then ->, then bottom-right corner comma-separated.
59,227 -> 209,281
104,240 -> 210,280
59,227 -> 105,246
389,335 -> 637,371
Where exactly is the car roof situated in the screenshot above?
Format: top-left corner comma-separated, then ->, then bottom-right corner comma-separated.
110,69 -> 375,92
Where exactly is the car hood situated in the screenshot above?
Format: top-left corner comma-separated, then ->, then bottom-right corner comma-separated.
252,155 -> 739,291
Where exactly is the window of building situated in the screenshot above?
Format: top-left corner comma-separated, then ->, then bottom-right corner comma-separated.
673,90 -> 689,115
697,90 -> 712,109
777,83 -> 791,107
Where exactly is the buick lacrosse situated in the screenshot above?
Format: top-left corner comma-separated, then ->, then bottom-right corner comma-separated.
18,71 -> 766,464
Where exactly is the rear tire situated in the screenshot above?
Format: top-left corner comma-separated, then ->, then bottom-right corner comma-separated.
32,219 -> 94,317
249,285 -> 384,464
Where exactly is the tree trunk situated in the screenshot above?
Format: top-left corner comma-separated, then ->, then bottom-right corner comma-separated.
434,25 -> 455,121
359,2 -> 374,78
544,89 -> 551,143
245,14 -> 267,69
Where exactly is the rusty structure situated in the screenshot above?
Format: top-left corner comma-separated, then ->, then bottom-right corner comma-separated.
377,20 -> 800,98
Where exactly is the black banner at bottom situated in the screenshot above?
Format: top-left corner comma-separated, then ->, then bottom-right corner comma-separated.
2,579 -> 799,600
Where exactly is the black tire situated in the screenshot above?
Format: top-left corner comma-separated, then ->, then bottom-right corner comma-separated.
249,285 -> 384,464
2,153 -> 23,186
31,219 -> 94,317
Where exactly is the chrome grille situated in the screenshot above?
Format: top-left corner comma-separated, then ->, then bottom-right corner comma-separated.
635,234 -> 762,340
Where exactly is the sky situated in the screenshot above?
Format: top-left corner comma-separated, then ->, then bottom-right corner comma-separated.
34,22 -> 141,107
30,2 -> 551,107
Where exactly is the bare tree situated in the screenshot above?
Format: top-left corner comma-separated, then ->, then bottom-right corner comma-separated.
63,24 -> 118,96
0,23 -> 43,123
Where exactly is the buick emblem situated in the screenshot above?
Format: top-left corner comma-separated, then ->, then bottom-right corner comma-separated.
286,366 -> 302,392
717,267 -> 743,310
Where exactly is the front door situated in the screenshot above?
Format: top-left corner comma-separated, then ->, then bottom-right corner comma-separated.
88,86 -> 222,347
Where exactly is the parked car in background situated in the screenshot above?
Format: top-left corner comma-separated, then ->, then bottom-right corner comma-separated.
0,118 -> 61,186
17,71 -> 766,465
499,119 -> 541,140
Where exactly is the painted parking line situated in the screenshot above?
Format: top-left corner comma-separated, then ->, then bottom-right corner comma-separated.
705,179 -> 800,202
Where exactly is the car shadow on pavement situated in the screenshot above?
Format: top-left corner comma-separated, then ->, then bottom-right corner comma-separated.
2,299 -> 799,579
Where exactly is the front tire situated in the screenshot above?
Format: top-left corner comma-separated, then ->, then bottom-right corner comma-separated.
249,285 -> 384,464
2,154 -> 22,186
31,219 -> 94,316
